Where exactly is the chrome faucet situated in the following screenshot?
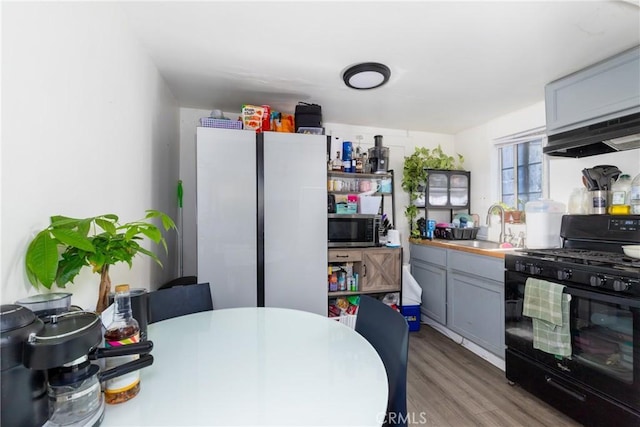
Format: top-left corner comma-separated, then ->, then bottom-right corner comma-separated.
487,204 -> 506,243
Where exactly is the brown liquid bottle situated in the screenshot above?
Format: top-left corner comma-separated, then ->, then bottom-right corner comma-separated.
104,284 -> 141,404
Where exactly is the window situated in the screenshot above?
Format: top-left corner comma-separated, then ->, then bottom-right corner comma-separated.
495,128 -> 545,209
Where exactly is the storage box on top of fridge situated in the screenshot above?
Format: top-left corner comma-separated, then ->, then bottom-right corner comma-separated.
525,200 -> 566,249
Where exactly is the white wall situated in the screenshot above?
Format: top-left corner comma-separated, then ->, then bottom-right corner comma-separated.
455,101 -> 640,222
1,3 -> 180,310
180,108 -> 456,268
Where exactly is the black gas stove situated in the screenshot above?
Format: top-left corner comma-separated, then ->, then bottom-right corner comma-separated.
506,215 -> 640,297
505,214 -> 640,427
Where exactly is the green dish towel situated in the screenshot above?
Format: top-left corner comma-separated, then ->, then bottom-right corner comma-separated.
523,278 -> 571,357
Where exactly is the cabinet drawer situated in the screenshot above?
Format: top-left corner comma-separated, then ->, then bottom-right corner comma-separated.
328,250 -> 362,262
449,250 -> 504,282
410,244 -> 447,267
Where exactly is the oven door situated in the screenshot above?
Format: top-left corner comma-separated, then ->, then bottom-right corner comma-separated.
505,271 -> 640,412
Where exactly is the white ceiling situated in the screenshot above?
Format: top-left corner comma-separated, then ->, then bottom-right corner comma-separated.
118,1 -> 640,134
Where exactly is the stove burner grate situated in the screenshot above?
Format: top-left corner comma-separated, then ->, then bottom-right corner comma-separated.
521,248 -> 640,270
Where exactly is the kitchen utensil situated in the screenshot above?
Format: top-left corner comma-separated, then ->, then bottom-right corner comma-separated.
583,165 -> 621,191
581,169 -> 598,190
595,165 -> 621,190
15,293 -> 72,318
622,245 -> 640,259
589,190 -> 608,214
1,305 -> 49,427
23,311 -> 154,426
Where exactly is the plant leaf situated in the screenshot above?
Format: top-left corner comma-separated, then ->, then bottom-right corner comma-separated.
95,218 -> 117,235
137,246 -> 163,267
56,250 -> 88,285
25,231 -> 59,287
138,225 -> 161,243
50,216 -> 83,228
50,229 -> 95,252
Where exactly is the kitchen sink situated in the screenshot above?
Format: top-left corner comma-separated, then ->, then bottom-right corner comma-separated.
449,240 -> 514,250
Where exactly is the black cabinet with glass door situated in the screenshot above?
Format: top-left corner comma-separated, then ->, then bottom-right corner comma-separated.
423,169 -> 471,221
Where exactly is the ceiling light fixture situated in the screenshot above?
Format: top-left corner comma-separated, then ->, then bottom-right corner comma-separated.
343,62 -> 391,90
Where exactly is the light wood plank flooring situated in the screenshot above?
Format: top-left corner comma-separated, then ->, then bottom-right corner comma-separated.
407,325 -> 582,427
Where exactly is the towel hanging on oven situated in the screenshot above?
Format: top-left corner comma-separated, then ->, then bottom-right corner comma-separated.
523,278 -> 572,357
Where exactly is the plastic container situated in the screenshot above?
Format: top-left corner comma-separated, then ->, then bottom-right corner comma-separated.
525,200 -> 566,249
401,305 -> 421,332
630,173 -> 640,215
359,196 -> 382,214
15,293 -> 72,317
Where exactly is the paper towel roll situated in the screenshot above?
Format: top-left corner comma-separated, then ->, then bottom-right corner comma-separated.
387,230 -> 400,247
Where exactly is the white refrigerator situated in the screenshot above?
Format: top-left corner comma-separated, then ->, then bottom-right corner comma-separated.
196,127 -> 328,315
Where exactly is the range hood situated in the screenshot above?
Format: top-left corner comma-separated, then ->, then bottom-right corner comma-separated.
544,112 -> 640,158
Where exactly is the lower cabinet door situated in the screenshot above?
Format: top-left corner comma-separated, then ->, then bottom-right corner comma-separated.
361,249 -> 401,292
410,259 -> 446,325
448,271 -> 504,357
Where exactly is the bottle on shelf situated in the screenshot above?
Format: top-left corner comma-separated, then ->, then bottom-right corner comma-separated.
104,284 -> 142,404
630,173 -> 640,215
332,151 -> 343,171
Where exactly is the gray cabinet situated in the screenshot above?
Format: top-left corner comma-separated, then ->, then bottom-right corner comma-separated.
545,46 -> 640,135
409,244 -> 447,325
410,243 -> 505,358
448,251 -> 504,357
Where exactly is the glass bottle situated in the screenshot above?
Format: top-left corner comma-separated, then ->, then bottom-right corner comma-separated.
630,173 -> 640,215
332,151 -> 343,171
104,284 -> 141,404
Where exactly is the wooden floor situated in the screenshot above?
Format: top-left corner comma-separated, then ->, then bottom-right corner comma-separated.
406,325 -> 582,427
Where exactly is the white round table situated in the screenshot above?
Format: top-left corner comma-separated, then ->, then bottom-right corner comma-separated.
101,307 -> 388,426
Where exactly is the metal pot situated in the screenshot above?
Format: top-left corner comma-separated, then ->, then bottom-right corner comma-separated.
0,304 -> 49,427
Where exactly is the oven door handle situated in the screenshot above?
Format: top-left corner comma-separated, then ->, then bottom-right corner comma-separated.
567,287 -> 640,308
545,375 -> 586,402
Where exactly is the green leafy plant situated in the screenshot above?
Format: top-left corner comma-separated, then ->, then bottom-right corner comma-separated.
25,210 -> 176,312
402,146 -> 464,237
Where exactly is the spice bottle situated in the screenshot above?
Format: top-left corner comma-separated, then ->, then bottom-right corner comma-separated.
104,284 -> 141,404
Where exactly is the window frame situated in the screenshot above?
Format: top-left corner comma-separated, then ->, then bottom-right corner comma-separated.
493,127 -> 549,207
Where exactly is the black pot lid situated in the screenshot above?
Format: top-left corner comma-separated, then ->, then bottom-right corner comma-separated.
0,304 -> 37,332
23,311 -> 102,370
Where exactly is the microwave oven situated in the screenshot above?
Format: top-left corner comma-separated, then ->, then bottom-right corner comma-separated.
328,214 -> 380,247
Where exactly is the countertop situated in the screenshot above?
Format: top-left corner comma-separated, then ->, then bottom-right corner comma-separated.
409,237 -> 517,259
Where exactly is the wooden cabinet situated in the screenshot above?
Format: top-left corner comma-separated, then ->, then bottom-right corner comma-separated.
328,247 -> 402,297
410,243 -> 505,358
545,46 -> 640,135
361,248 -> 401,292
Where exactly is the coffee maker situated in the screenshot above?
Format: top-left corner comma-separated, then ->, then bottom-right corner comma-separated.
367,135 -> 389,174
1,306 -> 154,427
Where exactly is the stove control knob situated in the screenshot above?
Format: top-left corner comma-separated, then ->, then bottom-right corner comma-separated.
556,269 -> 572,281
528,264 -> 542,275
613,279 -> 629,292
515,261 -> 526,273
589,275 -> 606,287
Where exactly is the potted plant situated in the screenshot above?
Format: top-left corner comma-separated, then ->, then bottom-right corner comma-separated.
402,146 -> 464,237
490,199 -> 525,223
25,210 -> 176,313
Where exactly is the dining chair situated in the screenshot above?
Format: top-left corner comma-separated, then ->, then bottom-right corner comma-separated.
355,295 -> 409,427
147,282 -> 213,323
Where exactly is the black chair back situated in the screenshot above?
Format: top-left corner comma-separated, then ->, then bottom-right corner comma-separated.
148,282 -> 213,323
355,295 -> 409,427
